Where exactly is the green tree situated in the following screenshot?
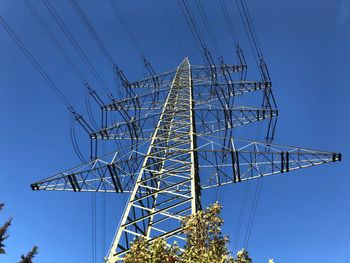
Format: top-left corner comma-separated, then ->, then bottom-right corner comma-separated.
125,202 -> 273,263
19,246 -> 38,263
180,202 -> 233,263
124,237 -> 178,263
0,203 -> 12,255
234,249 -> 252,263
0,203 -> 38,262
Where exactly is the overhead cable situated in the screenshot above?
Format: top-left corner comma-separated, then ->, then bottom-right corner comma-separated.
0,16 -> 73,111
235,0 -> 265,67
159,0 -> 187,56
109,0 -> 143,57
70,0 -> 135,99
177,0 -> 205,52
219,0 -> 239,46
194,0 -> 221,58
25,0 -> 86,84
70,0 -> 116,70
43,0 -> 114,100
241,0 -> 263,58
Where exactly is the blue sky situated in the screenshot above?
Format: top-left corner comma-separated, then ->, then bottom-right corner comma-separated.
0,0 -> 349,262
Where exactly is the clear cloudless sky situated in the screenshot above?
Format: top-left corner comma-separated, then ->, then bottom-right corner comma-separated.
0,0 -> 349,262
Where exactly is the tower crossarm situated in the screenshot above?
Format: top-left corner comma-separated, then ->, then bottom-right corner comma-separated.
90,112 -> 160,140
191,64 -> 246,79
193,80 -> 271,91
197,137 -> 342,189
128,68 -> 176,89
91,106 -> 278,141
101,88 -> 169,111
101,80 -> 271,113
30,135 -> 341,193
194,107 -> 278,135
128,64 -> 246,89
30,153 -> 144,193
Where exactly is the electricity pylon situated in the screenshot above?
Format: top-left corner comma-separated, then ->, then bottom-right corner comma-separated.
31,57 -> 341,262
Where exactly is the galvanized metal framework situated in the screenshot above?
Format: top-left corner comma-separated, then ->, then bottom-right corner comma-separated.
31,57 -> 341,262
106,58 -> 201,260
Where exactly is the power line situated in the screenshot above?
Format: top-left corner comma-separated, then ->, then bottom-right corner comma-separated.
235,0 -> 269,71
219,0 -> 239,46
109,0 -> 159,86
85,88 -> 99,130
101,139 -> 107,259
69,0 -> 133,99
241,0 -> 263,58
159,0 -> 187,57
109,0 -> 143,57
25,0 -> 86,84
69,0 -> 116,71
91,192 -> 97,263
26,0 -> 101,161
70,113 -> 88,163
177,0 -> 205,52
43,0 -> 114,100
242,120 -> 265,249
1,12 -> 95,162
244,178 -> 263,249
0,15 -> 73,111
194,0 -> 221,58
178,0 -> 220,66
233,181 -> 250,253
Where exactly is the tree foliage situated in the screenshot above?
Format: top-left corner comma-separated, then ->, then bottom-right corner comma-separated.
0,202 -> 38,262
124,237 -> 178,263
0,203 -> 12,255
125,202 -> 273,262
234,249 -> 252,263
19,246 -> 38,263
180,202 -> 233,262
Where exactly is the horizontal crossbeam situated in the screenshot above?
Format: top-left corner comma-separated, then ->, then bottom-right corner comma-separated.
31,138 -> 341,193
30,153 -> 144,193
90,107 -> 277,140
128,64 -> 246,89
197,138 -> 341,189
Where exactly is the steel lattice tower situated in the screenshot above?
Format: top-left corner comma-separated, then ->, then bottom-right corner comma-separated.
31,56 -> 341,261
108,58 -> 202,258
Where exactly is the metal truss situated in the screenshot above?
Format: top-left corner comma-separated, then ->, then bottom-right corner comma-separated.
31,136 -> 341,193
31,57 -> 341,262
128,64 -> 246,89
195,136 -> 341,189
105,58 -> 200,260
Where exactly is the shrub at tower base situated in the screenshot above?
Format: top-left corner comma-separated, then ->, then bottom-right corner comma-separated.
124,202 -> 274,263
